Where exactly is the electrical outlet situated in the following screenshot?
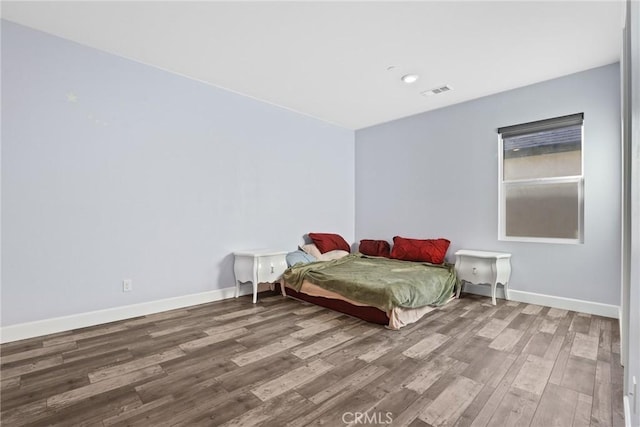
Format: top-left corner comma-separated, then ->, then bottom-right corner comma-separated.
122,279 -> 133,292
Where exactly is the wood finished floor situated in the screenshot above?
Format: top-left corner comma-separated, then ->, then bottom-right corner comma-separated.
0,293 -> 624,427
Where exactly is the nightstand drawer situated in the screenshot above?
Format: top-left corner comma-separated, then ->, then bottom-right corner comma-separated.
455,257 -> 495,283
257,255 -> 288,283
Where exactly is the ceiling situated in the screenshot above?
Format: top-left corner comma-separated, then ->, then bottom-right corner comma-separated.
1,1 -> 624,130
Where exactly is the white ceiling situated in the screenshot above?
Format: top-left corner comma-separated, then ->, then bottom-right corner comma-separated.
1,1 -> 624,130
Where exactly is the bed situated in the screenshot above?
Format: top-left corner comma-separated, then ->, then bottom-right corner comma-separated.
279,253 -> 458,329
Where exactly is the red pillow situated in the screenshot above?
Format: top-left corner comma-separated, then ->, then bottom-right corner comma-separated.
390,236 -> 450,264
359,239 -> 391,257
308,233 -> 350,254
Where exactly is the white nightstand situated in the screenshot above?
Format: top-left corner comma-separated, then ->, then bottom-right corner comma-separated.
233,249 -> 288,303
454,250 -> 512,305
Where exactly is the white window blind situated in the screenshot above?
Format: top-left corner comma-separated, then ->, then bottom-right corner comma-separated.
498,113 -> 584,243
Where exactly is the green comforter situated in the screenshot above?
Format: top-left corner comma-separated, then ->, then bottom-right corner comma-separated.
282,253 -> 457,311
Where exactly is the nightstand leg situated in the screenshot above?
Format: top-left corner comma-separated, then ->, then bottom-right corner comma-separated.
235,281 -> 240,298
496,258 -> 512,302
491,262 -> 498,305
491,281 -> 497,305
252,272 -> 258,304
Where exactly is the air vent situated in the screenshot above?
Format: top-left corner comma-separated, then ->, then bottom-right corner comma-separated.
421,85 -> 453,97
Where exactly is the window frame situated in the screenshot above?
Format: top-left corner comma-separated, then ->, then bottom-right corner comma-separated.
498,115 -> 585,244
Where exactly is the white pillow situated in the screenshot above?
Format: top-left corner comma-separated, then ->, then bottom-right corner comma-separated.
318,250 -> 350,261
300,244 -> 349,261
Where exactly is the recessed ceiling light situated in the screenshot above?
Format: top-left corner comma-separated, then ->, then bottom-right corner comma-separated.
401,74 -> 419,84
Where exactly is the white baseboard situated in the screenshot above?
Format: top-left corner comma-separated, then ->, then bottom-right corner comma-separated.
0,285 -> 256,344
461,283 -> 619,318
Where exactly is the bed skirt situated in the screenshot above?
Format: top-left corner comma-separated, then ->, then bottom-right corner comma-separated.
280,284 -> 390,325
277,281 -> 439,329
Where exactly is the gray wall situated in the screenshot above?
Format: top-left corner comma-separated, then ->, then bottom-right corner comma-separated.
1,21 -> 355,326
356,63 -> 621,306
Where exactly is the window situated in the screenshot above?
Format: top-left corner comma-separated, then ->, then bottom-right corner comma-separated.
498,113 -> 584,243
